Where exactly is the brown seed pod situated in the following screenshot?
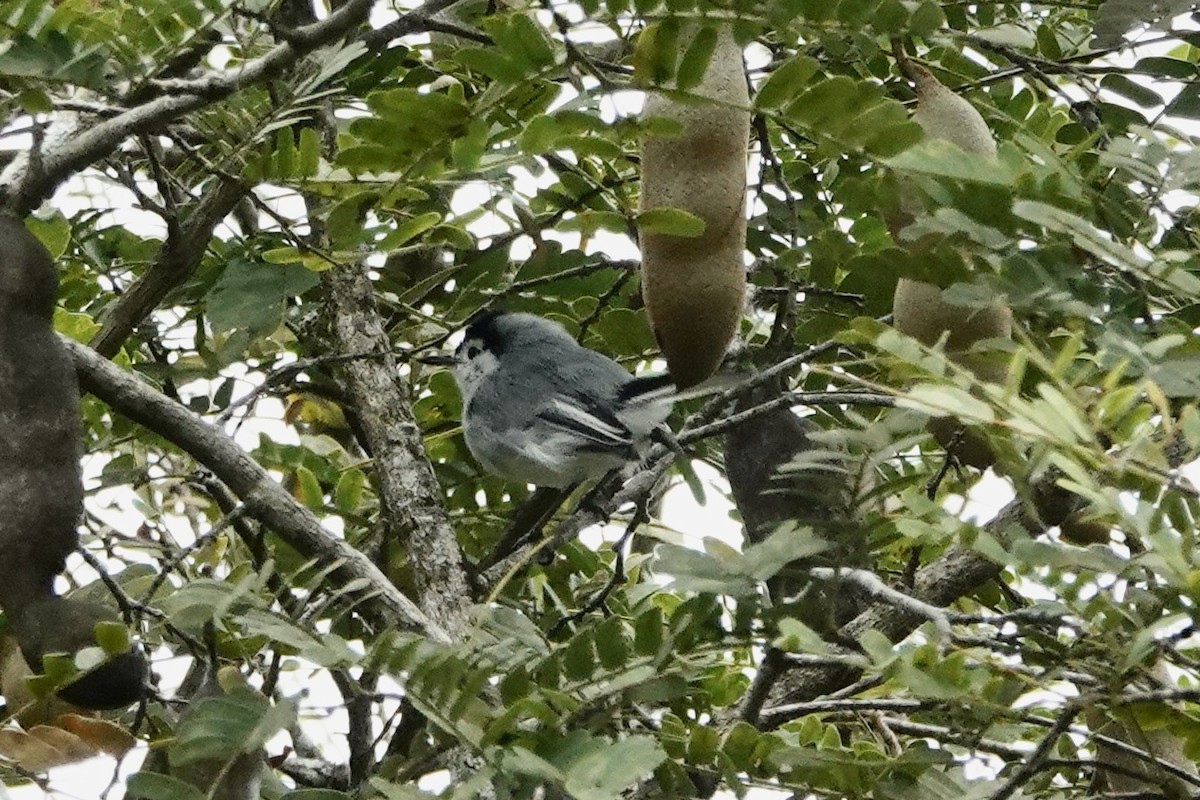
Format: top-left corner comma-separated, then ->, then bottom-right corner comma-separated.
639,24 -> 749,388
892,279 -> 1012,384
910,64 -> 997,158
891,66 -> 1011,466
0,216 -> 146,712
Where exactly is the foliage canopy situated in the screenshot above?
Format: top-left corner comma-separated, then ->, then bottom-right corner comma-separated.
2,0 -> 1200,798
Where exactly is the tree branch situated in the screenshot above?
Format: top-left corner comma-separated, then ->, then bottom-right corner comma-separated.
0,0 -> 374,213
987,701 -> 1083,800
62,336 -> 448,644
90,175 -> 249,357
319,262 -> 472,636
806,566 -> 954,642
364,0 -> 470,50
754,500 -> 1034,729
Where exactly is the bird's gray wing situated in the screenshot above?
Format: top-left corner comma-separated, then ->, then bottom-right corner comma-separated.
534,395 -> 634,454
473,341 -> 639,455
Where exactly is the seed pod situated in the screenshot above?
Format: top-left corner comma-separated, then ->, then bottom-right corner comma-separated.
911,64 -> 997,158
892,279 -> 1012,385
0,217 -> 147,712
891,66 -> 1011,466
639,24 -> 749,388
0,216 -> 84,611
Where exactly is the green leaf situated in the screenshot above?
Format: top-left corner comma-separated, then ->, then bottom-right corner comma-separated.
557,134 -> 623,162
171,688 -> 297,766
633,607 -> 664,656
899,384 -> 996,422
239,608 -> 356,667
594,616 -> 630,670
632,20 -> 680,86
293,465 -> 325,511
562,631 -> 596,681
675,26 -> 718,92
1009,538 -> 1128,574
457,47 -> 526,82
206,260 -> 321,338
497,746 -> 565,782
392,212 -> 443,247
1133,56 -> 1196,79
755,55 -> 820,110
873,0 -> 910,34
93,620 -> 131,655
25,213 -> 70,258
559,210 -> 628,236
17,88 -> 52,113
563,736 -> 668,800
54,309 -> 101,343
1166,85 -> 1200,119
298,127 -> 322,177
453,118 -> 490,171
775,618 -> 834,655
1100,74 -> 1164,108
655,543 -> 757,595
721,722 -> 761,771
740,523 -> 832,579
886,138 -> 1017,185
274,127 -> 297,177
521,114 -> 564,153
893,658 -> 969,700
125,773 -> 206,800
334,468 -> 368,513
686,725 -> 720,766
507,13 -> 556,68
636,208 -> 706,237
909,0 -> 946,36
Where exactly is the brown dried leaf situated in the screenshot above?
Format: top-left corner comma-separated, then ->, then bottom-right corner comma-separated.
56,714 -> 137,757
0,728 -> 76,772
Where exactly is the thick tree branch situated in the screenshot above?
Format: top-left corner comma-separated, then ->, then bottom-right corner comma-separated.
90,175 -> 249,357
364,0 -> 469,49
0,0 -> 374,213
754,500 -> 1032,729
320,262 -> 471,636
62,336 -> 448,644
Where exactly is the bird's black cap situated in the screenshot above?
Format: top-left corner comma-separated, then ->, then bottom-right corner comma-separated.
463,309 -> 511,355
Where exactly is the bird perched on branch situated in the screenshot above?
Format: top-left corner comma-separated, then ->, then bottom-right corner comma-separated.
419,310 -> 711,489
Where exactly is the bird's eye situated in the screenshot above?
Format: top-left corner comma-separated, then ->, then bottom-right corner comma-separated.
466,346 -> 481,360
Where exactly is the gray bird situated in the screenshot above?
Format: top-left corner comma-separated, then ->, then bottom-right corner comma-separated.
420,311 -> 687,488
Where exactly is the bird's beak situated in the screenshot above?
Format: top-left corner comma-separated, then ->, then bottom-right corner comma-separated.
416,352 -> 457,367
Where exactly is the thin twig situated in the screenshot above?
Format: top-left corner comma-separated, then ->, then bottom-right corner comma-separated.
987,701 -> 1083,800
680,391 -> 894,444
551,501 -> 650,633
761,698 -> 928,717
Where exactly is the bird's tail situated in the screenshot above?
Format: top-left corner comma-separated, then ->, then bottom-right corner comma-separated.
617,371 -> 740,407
